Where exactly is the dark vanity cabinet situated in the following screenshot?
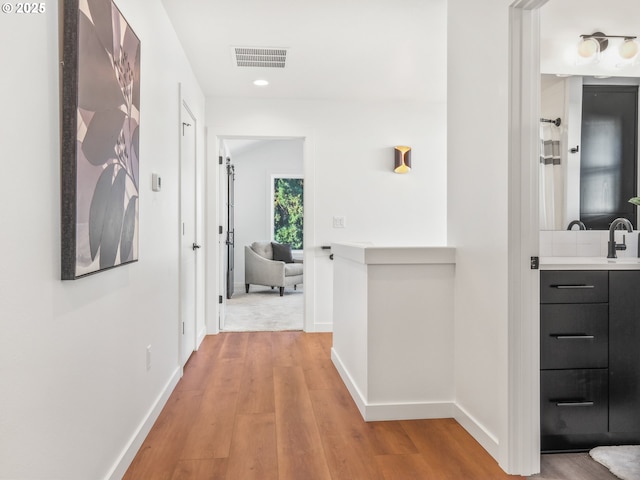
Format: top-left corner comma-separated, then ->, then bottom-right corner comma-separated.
609,271 -> 640,434
540,270 -> 640,452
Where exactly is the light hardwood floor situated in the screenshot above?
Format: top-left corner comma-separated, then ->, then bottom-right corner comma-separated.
124,332 -> 523,480
529,453 -> 618,480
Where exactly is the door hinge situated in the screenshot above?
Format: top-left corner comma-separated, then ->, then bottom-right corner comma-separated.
219,156 -> 223,165
531,256 -> 539,270
219,295 -> 223,304
182,322 -> 185,334
219,225 -> 223,234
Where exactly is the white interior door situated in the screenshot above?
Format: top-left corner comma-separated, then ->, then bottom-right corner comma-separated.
180,102 -> 198,366
218,147 -> 228,331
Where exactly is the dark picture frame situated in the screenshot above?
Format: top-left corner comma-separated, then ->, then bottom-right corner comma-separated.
61,0 -> 140,280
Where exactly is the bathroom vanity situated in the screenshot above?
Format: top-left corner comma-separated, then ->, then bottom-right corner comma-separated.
540,258 -> 640,452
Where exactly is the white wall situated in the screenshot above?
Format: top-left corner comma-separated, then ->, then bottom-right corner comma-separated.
227,140 -> 303,286
540,76 -> 592,228
0,1 -> 205,478
540,76 -> 569,229
449,2 -> 640,472
447,0 -> 512,468
541,77 -> 565,120
206,98 -> 448,331
540,0 -> 640,78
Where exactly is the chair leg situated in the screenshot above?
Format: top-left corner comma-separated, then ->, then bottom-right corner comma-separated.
294,284 -> 297,290
271,286 -> 274,289
279,287 -> 284,296
245,284 -> 249,293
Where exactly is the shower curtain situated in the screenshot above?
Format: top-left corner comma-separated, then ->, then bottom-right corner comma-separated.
539,123 -> 563,230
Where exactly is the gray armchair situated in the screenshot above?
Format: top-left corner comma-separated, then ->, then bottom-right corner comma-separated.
244,241 -> 303,296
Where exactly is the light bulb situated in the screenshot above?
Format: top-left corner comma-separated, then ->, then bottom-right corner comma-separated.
619,39 -> 639,60
577,38 -> 600,58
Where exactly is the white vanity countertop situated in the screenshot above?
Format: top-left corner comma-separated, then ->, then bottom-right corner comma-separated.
331,243 -> 456,265
541,256 -> 640,270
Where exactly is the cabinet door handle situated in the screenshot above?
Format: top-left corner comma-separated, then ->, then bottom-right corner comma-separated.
551,284 -> 595,289
551,335 -> 595,340
556,401 -> 595,407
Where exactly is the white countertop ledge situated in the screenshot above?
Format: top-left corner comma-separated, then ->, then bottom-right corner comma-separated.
331,243 -> 456,265
541,256 -> 640,270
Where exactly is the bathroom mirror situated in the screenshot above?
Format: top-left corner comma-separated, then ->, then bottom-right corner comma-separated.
539,74 -> 640,230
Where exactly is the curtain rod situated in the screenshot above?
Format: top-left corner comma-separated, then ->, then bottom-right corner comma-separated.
540,117 -> 561,127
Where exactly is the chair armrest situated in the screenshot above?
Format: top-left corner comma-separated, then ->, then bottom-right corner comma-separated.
245,246 -> 286,286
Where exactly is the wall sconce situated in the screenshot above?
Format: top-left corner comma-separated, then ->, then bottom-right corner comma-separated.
394,146 -> 411,174
577,32 -> 639,64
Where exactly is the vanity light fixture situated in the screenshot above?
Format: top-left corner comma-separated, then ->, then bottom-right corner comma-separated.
577,34 -> 604,61
394,146 -> 411,174
577,32 -> 639,64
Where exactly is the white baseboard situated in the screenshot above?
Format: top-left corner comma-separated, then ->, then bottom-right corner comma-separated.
311,322 -> 333,333
105,367 -> 181,480
331,348 -> 367,417
332,347 -> 500,462
453,403 -> 500,460
364,401 -> 454,421
331,348 -> 453,421
196,326 -> 207,348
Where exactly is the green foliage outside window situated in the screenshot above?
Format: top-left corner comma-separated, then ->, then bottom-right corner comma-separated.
274,177 -> 303,250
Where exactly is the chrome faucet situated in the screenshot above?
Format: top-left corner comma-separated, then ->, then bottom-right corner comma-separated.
607,218 -> 634,258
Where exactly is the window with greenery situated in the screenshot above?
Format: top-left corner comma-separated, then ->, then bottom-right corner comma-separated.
273,176 -> 303,250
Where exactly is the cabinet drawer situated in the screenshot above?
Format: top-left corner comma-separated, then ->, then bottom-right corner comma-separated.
540,271 -> 608,304
541,369 -> 608,436
540,304 -> 608,369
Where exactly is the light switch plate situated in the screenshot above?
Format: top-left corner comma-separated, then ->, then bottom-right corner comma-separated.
152,173 -> 162,192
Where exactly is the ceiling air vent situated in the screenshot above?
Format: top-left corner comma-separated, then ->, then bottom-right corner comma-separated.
232,47 -> 287,68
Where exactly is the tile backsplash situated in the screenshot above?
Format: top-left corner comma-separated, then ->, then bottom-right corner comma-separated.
540,230 -> 640,258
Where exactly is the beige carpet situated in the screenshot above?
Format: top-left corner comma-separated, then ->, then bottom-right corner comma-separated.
222,285 -> 303,331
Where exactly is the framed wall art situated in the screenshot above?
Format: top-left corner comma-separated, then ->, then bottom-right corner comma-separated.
61,0 -> 140,279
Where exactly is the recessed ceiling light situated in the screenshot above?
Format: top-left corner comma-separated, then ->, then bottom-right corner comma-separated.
253,79 -> 269,86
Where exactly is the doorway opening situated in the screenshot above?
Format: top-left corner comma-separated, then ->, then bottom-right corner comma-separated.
218,137 -> 305,332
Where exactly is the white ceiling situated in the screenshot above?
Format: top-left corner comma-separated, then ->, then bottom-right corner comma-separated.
160,0 -> 446,102
160,0 -> 639,102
